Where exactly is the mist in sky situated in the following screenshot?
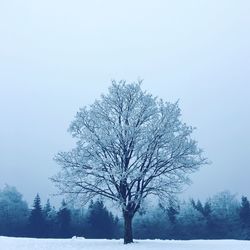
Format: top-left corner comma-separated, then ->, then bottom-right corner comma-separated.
0,1 -> 250,205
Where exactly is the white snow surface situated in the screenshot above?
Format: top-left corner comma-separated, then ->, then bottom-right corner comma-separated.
0,237 -> 250,250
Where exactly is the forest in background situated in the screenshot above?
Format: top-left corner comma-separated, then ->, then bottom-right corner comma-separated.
0,185 -> 250,240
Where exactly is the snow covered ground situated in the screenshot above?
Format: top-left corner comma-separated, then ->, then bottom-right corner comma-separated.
1,237 -> 250,250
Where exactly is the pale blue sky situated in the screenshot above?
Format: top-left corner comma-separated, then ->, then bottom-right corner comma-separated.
0,1 -> 249,205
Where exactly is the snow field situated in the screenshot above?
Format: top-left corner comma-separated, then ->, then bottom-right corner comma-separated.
1,237 -> 250,250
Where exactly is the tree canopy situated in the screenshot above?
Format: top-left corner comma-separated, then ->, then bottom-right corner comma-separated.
52,81 -> 207,243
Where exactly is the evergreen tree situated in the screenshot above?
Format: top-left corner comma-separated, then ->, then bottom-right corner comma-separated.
70,207 -> 88,237
203,201 -> 212,218
178,200 -> 206,239
190,199 -> 215,238
43,199 -> 57,237
43,199 -> 52,217
240,196 -> 250,225
191,199 -> 206,216
167,205 -> 179,225
167,203 -> 180,239
29,194 -> 45,237
239,196 -> 250,239
57,200 -> 71,238
86,200 -> 118,239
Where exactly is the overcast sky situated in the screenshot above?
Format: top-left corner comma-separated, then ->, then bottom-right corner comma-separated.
0,1 -> 249,206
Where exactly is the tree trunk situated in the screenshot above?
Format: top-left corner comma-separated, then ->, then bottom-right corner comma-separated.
123,212 -> 133,244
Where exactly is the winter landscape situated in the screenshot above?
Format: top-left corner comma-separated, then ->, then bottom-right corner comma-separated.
1,237 -> 250,250
1,1 -> 250,249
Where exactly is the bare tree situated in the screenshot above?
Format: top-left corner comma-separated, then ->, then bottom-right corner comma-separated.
52,81 -> 207,244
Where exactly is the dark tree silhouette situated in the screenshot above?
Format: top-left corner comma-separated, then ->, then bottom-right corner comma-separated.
29,194 -> 45,237
57,200 -> 71,238
86,200 -> 118,239
43,199 -> 57,237
240,196 -> 250,225
239,196 -> 250,239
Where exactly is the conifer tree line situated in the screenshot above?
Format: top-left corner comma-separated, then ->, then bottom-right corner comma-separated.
0,185 -> 250,240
